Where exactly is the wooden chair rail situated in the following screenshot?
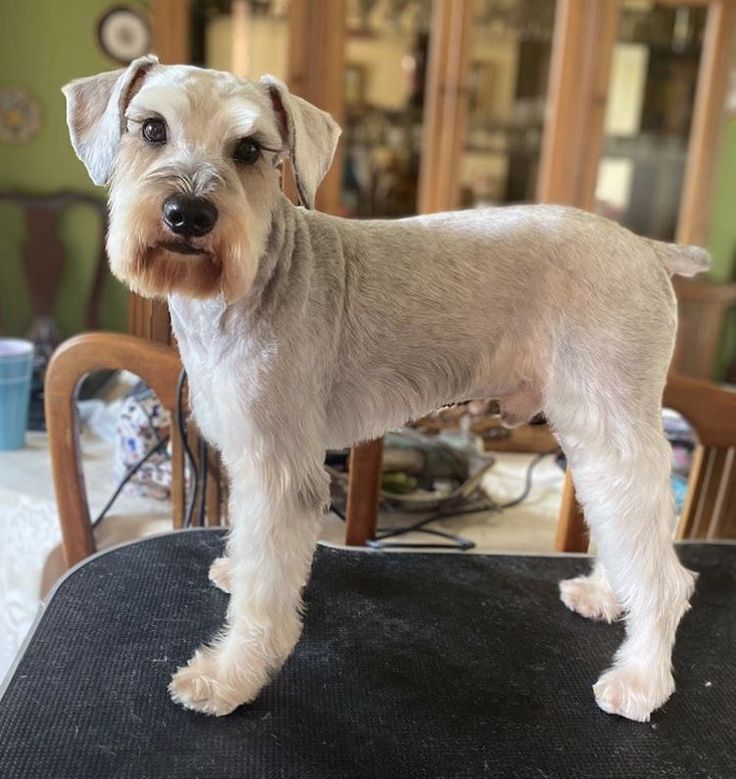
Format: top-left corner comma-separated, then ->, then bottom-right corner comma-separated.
0,190 -> 109,335
678,445 -> 736,539
554,471 -> 588,553
344,439 -> 384,545
556,373 -> 736,552
45,332 -> 183,567
662,373 -> 736,449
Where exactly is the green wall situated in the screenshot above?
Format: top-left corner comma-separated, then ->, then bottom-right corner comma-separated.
707,117 -> 736,377
0,0 -> 147,338
0,3 -> 735,373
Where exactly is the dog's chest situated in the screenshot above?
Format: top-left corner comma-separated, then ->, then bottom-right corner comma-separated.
168,296 -> 255,450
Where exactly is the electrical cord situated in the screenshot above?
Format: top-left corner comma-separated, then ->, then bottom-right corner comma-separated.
176,369 -> 199,528
197,437 -> 208,527
496,448 -> 560,509
367,502 -> 487,551
93,435 -> 170,527
93,369 -> 205,529
356,447 -> 561,551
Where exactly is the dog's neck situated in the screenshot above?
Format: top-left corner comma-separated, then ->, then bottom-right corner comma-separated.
168,194 -> 343,354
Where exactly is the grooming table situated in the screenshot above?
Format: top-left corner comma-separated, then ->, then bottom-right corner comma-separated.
1,530 -> 734,778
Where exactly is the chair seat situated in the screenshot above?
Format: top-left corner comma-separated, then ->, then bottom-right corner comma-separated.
1,530 -> 735,777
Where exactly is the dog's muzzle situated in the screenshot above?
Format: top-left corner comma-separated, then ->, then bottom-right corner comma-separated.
163,195 -> 218,238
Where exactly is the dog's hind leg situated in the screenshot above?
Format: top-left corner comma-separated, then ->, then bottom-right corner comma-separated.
169,448 -> 328,716
547,376 -> 694,722
559,560 -> 622,623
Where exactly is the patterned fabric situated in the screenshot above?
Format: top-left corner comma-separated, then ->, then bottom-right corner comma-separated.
0,490 -> 59,679
114,389 -> 173,500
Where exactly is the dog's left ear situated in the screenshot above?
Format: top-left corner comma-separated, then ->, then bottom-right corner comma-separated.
62,55 -> 159,186
260,76 -> 341,209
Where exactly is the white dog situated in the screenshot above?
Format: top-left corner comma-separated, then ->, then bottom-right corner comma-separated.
63,56 -> 708,722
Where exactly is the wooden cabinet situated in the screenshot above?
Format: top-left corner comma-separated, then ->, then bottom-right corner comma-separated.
134,0 -> 736,382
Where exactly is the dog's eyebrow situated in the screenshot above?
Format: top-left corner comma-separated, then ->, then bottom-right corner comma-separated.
226,125 -> 281,153
125,108 -> 165,123
224,100 -> 280,144
128,85 -> 190,122
239,129 -> 280,149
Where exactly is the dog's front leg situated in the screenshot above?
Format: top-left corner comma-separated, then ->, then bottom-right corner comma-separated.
169,452 -> 328,716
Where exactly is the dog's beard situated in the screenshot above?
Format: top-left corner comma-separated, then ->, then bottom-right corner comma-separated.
106,193 -> 257,304
132,243 -> 223,299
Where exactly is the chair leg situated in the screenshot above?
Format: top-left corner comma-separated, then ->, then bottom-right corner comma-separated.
555,470 -> 589,552
344,439 -> 383,545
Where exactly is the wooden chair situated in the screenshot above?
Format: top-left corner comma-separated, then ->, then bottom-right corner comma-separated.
46,332 -> 188,568
555,372 -> 736,552
46,331 -> 382,567
0,191 -> 108,343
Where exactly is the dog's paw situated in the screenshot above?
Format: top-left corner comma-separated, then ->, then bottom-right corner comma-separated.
169,649 -> 240,716
169,647 -> 263,717
593,664 -> 675,722
559,574 -> 622,623
208,556 -> 231,593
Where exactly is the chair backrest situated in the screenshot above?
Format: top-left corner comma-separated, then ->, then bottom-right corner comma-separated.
0,191 -> 108,338
666,373 -> 736,540
45,332 -> 187,567
555,373 -> 736,552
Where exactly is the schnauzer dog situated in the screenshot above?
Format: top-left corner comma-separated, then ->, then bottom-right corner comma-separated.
63,56 -> 709,721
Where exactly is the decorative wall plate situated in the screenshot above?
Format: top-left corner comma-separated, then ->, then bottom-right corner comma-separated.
97,6 -> 151,64
0,87 -> 42,144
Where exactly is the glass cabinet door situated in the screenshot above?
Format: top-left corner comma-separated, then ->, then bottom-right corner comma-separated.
191,0 -> 434,218
459,0 -> 557,208
340,0 -> 433,218
594,1 -> 708,241
192,0 -> 292,80
418,0 -> 559,214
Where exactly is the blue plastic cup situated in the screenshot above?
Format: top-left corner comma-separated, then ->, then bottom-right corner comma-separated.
0,339 -> 34,451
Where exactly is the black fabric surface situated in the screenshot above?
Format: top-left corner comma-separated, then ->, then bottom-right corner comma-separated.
1,530 -> 734,778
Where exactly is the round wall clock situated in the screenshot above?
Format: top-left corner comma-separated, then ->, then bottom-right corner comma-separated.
0,87 -> 42,144
97,6 -> 151,65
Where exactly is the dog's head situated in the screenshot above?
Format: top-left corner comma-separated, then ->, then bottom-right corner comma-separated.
62,57 -> 340,303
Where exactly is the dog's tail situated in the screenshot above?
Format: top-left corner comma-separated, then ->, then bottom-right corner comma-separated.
647,239 -> 711,277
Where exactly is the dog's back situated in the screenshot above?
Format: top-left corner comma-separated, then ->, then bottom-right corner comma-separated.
293,203 -> 707,445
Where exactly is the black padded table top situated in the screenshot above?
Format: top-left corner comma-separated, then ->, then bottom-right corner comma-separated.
1,530 -> 734,778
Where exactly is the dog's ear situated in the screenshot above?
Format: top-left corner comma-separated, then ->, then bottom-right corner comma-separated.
260,75 -> 341,209
62,55 -> 159,186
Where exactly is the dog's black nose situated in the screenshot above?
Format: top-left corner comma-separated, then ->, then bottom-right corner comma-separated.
163,195 -> 218,238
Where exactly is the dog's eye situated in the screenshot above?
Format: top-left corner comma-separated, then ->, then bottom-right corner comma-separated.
142,118 -> 167,144
233,138 -> 261,165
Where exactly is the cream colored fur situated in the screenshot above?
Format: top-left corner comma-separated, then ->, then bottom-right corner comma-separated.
63,57 -> 709,722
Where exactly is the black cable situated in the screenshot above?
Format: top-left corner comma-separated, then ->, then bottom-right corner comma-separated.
368,504 -> 486,551
93,435 -> 170,527
362,447 -> 561,551
496,447 -> 560,509
197,437 -> 208,527
176,369 -> 199,528
367,526 -> 477,551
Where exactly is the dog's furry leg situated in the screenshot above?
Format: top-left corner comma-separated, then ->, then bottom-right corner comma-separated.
557,423 -> 694,722
559,560 -> 622,623
169,452 -> 328,716
208,557 -> 231,593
